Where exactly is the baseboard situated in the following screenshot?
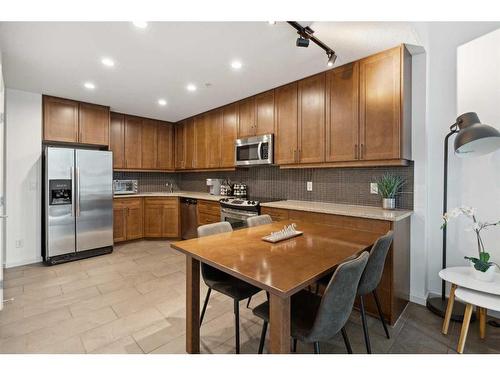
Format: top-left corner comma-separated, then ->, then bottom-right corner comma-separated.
5,256 -> 43,268
410,292 -> 428,306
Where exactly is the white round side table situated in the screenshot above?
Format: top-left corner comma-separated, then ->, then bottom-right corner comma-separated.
454,287 -> 500,353
439,266 -> 500,353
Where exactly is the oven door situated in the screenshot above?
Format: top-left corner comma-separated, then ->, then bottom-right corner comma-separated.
220,207 -> 257,229
235,134 -> 273,166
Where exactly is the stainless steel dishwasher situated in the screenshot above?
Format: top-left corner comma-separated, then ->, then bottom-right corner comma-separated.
181,198 -> 198,239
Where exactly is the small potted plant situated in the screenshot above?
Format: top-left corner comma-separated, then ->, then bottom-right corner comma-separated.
375,174 -> 405,210
441,206 -> 499,282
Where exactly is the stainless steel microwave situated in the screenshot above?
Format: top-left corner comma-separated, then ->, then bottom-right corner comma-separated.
113,179 -> 138,195
235,134 -> 273,166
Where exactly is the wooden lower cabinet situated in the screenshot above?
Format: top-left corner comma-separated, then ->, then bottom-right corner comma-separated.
114,197 -> 180,242
197,200 -> 220,225
261,206 -> 410,325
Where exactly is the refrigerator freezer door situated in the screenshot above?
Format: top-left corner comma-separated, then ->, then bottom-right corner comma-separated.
46,147 -> 76,257
75,149 -> 113,252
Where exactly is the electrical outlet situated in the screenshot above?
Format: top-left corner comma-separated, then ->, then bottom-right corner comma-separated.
15,239 -> 24,248
307,181 -> 313,192
370,183 -> 378,194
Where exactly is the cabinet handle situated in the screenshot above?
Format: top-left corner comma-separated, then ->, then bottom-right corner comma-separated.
293,149 -> 297,162
360,144 -> 364,159
298,149 -> 301,162
354,144 -> 358,159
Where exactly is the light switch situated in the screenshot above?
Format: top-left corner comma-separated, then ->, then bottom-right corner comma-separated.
370,183 -> 378,194
307,181 -> 313,192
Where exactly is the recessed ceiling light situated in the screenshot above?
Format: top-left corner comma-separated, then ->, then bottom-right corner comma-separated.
84,82 -> 95,90
231,60 -> 243,70
268,21 -> 276,25
186,84 -> 197,92
158,99 -> 167,106
101,57 -> 115,67
132,21 -> 148,29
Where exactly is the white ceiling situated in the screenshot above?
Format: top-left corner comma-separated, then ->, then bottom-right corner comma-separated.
0,22 -> 422,122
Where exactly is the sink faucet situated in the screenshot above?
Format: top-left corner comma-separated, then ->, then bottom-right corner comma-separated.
166,182 -> 174,193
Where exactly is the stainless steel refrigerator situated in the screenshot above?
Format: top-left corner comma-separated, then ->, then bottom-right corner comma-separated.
43,147 -> 113,264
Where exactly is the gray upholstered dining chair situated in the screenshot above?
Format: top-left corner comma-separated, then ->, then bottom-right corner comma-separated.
252,251 -> 369,354
246,214 -> 272,227
357,230 -> 394,354
197,222 -> 260,354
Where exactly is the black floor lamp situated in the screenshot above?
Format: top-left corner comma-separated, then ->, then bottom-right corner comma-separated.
426,112 -> 500,321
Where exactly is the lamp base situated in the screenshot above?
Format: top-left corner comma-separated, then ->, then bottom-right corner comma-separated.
426,294 -> 476,322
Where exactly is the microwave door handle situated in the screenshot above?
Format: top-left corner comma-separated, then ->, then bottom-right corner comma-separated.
257,142 -> 263,160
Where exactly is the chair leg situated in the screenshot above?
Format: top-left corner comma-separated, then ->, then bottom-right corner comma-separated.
246,296 -> 252,308
313,342 -> 321,354
200,288 -> 211,326
373,289 -> 390,339
234,299 -> 240,354
341,327 -> 353,354
359,295 -> 372,354
457,303 -> 473,354
258,321 -> 268,354
292,338 -> 297,353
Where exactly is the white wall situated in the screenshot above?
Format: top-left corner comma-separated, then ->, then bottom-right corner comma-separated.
409,22 -> 500,301
5,89 -> 42,267
450,30 -> 500,266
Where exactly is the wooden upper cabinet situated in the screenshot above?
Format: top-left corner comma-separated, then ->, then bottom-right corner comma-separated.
326,62 -> 360,162
221,103 -> 238,167
194,115 -> 207,169
275,82 -> 299,165
298,73 -> 326,163
206,110 -> 222,168
175,122 -> 186,169
185,118 -> 196,169
238,97 -> 255,138
141,119 -> 158,169
359,46 -> 401,160
78,102 -> 110,146
110,113 -> 125,168
43,96 -> 79,143
157,122 -> 174,170
255,90 -> 275,135
124,116 -> 142,169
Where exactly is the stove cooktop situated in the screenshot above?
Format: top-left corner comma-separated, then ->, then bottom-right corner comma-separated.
219,197 -> 284,209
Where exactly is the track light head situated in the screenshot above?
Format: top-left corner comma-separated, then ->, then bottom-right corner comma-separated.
296,36 -> 310,48
327,51 -> 337,67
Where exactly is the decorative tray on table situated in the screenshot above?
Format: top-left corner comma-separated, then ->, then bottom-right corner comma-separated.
262,223 -> 303,243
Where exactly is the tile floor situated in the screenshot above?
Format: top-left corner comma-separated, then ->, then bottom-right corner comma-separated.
1,240 -> 499,354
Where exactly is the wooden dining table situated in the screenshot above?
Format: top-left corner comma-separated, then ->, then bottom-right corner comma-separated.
171,220 -> 380,354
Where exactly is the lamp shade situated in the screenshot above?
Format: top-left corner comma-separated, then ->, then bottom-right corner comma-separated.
454,112 -> 500,157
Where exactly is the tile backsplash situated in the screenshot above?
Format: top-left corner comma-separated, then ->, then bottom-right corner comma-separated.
115,163 -> 414,210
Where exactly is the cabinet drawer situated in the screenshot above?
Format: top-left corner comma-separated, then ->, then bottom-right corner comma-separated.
197,200 -> 220,215
114,197 -> 143,209
144,197 -> 178,206
198,212 -> 221,226
261,207 -> 289,222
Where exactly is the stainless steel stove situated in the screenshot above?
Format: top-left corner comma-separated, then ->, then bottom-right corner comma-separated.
219,197 -> 279,229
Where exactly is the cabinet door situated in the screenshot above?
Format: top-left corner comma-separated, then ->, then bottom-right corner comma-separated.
43,96 -> 79,143
141,119 -> 158,169
221,103 -> 238,167
326,63 -> 360,162
206,110 -> 222,168
144,200 -> 163,237
124,116 -> 142,169
238,97 -> 255,137
125,199 -> 143,240
174,122 -> 186,169
275,82 -> 298,164
298,73 -> 326,163
161,199 -> 180,237
113,206 -> 127,243
110,113 -> 125,169
255,90 -> 274,135
79,103 -> 110,146
185,118 -> 196,169
157,122 -> 174,170
359,47 -> 401,160
194,115 -> 207,169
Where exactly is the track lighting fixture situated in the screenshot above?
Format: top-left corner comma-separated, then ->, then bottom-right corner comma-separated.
287,21 -> 338,67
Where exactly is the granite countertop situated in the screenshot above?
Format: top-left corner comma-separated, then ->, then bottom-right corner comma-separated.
113,191 -> 228,202
260,200 -> 412,222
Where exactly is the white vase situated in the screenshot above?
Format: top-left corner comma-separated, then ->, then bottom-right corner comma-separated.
470,263 -> 497,282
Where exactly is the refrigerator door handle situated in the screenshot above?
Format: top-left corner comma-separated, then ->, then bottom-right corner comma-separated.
75,167 -> 81,217
71,166 -> 76,217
